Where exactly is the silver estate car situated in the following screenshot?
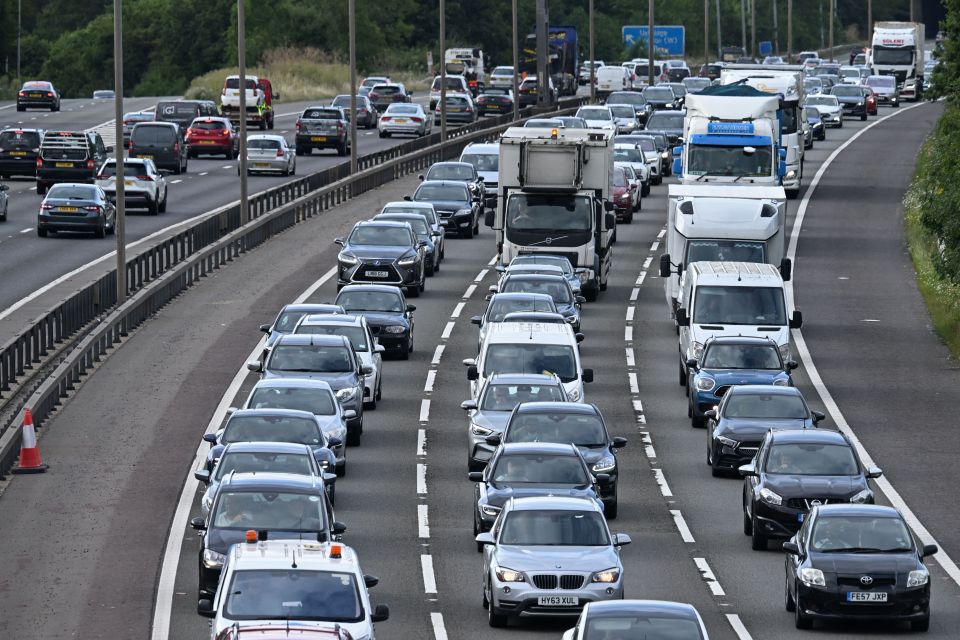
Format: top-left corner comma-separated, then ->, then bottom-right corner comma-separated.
378,103 -> 432,138
477,496 -> 631,627
243,134 -> 296,176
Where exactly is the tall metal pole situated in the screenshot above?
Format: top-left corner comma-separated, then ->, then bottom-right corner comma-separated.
773,0 -> 779,56
910,0 -> 915,22
787,0 -> 793,62
536,0 -> 548,107
238,0 -> 248,225
741,0 -> 747,53
751,0 -> 756,58
647,0 -> 654,87
113,0 -> 126,303
512,0 -> 520,118
440,0 -> 447,140
589,0 -> 595,102
348,0 -> 357,174
716,0 -> 723,59
704,0 -> 709,66
868,0 -> 873,45
819,0 -> 825,52
17,0 -> 21,84
828,0 -> 834,62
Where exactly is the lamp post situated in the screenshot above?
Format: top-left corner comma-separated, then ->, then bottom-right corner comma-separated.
716,0 -> 722,59
514,0 -> 521,117
704,0 -> 710,66
238,0 -> 248,225
348,0 -> 357,174
113,0 -> 126,302
787,0 -> 793,62
648,0 -> 654,87
440,0 -> 447,141
828,0 -> 834,62
17,0 -> 21,85
589,0 -> 595,102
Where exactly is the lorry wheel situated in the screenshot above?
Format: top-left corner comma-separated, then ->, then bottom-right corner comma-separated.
267,115 -> 274,130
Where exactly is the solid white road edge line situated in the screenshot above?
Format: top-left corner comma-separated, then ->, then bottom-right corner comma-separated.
150,267 -> 336,640
785,101 -> 960,587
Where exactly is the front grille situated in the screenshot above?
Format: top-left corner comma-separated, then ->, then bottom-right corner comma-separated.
435,209 -> 456,220
838,575 -> 896,588
356,261 -> 400,283
735,440 -> 761,455
532,574 -> 557,589
560,574 -> 584,590
785,497 -> 837,510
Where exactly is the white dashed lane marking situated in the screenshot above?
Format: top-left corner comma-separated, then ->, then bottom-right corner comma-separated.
670,510 -> 695,543
419,399 -> 431,423
418,505 -> 430,539
693,558 -> 725,596
420,555 -> 438,593
417,464 -> 427,494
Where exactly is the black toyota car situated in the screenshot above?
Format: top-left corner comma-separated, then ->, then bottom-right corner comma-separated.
335,284 -> 416,359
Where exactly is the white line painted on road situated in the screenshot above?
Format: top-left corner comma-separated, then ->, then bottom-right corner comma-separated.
474,268 -> 488,282
487,255 -> 498,266
670,510 -> 695,543
625,306 -> 635,322
418,504 -> 430,539
424,370 -> 436,393
419,399 -> 431,423
198,171 -> 208,176
441,321 -> 455,339
451,302 -> 465,318
650,240 -> 660,252
431,612 -> 449,640
784,100 -> 960,587
417,464 -> 428,494
625,348 -> 635,367
694,557 -> 725,596
624,326 -> 632,342
644,444 -> 657,459
726,614 -> 753,640
421,555 -> 438,593
417,429 -> 427,456
463,284 -> 476,299
19,227 -> 31,234
629,287 -> 639,301
170,179 -> 182,184
627,372 -> 639,394
657,228 -> 666,239
632,398 -> 643,413
431,345 -> 445,365
222,165 -> 232,170
642,256 -> 652,270
635,271 -> 647,286
653,469 -> 673,497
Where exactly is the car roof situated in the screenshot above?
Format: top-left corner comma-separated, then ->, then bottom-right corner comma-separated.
273,334 -> 351,347
490,292 -> 555,302
485,322 -> 575,343
229,408 -> 319,420
486,373 -> 561,385
376,212 -> 429,222
815,504 -> 901,518
503,273 -> 567,283
462,142 -> 499,153
230,540 -> 359,571
219,472 -> 325,492
279,303 -> 344,314
418,180 -> 470,189
352,219 -> 411,230
337,284 -> 405,295
222,441 -> 316,455
499,442 -> 579,456
704,336 -> 779,347
508,495 -> 603,512
430,161 -> 473,169
515,401 -> 598,415
769,428 -> 848,446
250,378 -> 334,392
382,200 -> 434,210
298,313 -> 363,327
726,384 -> 803,397
506,264 -> 564,274
586,600 -> 701,618
247,134 -> 286,142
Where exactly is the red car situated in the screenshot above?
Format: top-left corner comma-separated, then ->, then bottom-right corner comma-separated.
185,117 -> 238,159
862,88 -> 878,116
611,165 -> 637,224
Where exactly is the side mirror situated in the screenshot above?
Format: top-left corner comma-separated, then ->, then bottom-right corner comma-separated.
659,254 -> 672,278
343,409 -> 357,420
246,360 -> 262,372
407,304 -> 417,312
202,433 -> 218,444
672,145 -> 683,155
789,310 -> 803,329
922,544 -> 939,558
463,358 -> 477,367
866,466 -> 883,479
779,160 -> 787,177
259,323 -> 271,333
467,365 -> 479,381
605,212 -> 616,228
738,463 -> 758,477
778,147 -> 788,160
371,603 -> 390,623
460,400 -> 478,411
686,357 -> 699,369
786,360 -> 799,371
780,257 -> 792,282
468,471 -> 484,482
582,368 -> 594,383
418,241 -> 428,248
484,209 -> 495,227
575,332 -> 585,344
485,434 -> 502,446
332,521 -> 347,535
375,344 -> 386,353
326,437 -> 343,448
781,540 -> 803,556
603,200 -> 615,212
575,296 -> 586,305
704,409 -> 717,419
197,598 -> 215,618
334,238 -> 345,246
403,195 -> 412,201
488,284 -> 499,293
811,410 -> 825,424
475,532 -> 495,546
364,574 -> 380,588
672,157 -> 682,175
361,364 -> 374,375
485,196 -> 497,209
612,533 -> 632,547
106,145 -> 114,153
418,174 -> 425,180
612,436 -> 627,449
676,308 -> 690,327
190,516 -> 207,531
322,472 -> 337,484
470,315 -> 483,326
562,630 -> 576,640
194,469 -> 211,483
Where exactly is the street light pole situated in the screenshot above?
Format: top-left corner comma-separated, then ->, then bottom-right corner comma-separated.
238,0 -> 249,225
868,0 -> 873,45
741,0 -> 747,54
773,0 -> 779,56
440,0 -> 447,141
704,0 -> 709,67
348,0 -> 357,174
787,0 -> 793,62
751,0 -> 756,59
17,0 -> 21,84
716,0 -> 722,59
536,0 -> 548,107
512,0 -> 520,119
828,0 -> 834,62
113,0 -> 126,303
647,0 -> 654,87
589,0 -> 595,102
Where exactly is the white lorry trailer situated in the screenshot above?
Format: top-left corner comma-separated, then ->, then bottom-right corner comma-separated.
490,127 -> 616,301
872,22 -> 925,101
658,184 -> 791,317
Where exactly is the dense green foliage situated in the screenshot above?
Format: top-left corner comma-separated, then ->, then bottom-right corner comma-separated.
0,0 -> 917,97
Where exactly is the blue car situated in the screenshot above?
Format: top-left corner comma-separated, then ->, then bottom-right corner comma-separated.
687,336 -> 797,428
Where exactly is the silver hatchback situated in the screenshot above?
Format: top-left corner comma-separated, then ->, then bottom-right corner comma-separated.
243,134 -> 296,176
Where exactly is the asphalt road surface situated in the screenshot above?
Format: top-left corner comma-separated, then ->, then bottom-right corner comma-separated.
0,99 -> 958,640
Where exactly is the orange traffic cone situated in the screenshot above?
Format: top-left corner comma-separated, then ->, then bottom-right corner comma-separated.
12,409 -> 48,474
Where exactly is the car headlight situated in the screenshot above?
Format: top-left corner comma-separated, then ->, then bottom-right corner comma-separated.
457,208 -> 472,218
591,568 -> 621,583
661,151 -> 669,158
480,504 -> 502,517
592,454 -> 616,473
849,489 -> 873,504
760,487 -> 783,506
785,169 -> 797,180
691,342 -> 704,360
799,567 -> 825,587
336,387 -> 357,402
717,435 -> 738,449
695,376 -> 715,391
620,193 -> 631,201
495,566 -> 525,582
339,252 -> 358,266
383,325 -> 406,334
567,387 -> 581,402
471,423 -> 493,436
773,378 -> 790,387
202,549 -> 226,569
857,101 -> 864,106
778,344 -> 791,360
907,569 -> 929,587
398,254 -> 418,266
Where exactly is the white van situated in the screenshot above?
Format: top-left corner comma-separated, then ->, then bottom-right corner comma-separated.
430,74 -> 470,110
675,262 -> 802,386
596,66 -> 631,98
464,322 -> 591,402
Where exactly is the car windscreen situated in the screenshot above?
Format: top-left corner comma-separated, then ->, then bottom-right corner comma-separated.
386,105 -> 419,115
296,325 -> 368,351
614,147 -> 645,164
584,615 -> 704,640
225,569 -> 361,622
224,78 -> 256,90
866,76 -> 895,88
686,144 -> 773,177
427,165 -> 475,181
348,225 -> 411,246
302,109 -> 341,120
577,107 -> 612,120
331,96 -> 362,107
372,85 -> 401,95
415,185 -> 469,202
433,77 -> 466,89
379,216 -> 428,235
644,87 -> 675,100
269,345 -> 354,373
501,277 -> 572,304
765,443 -> 859,476
683,78 -> 711,91
247,386 -> 337,415
557,117 -> 588,128
840,69 -> 860,78
830,86 -> 861,97
487,296 -> 558,322
213,491 -> 326,531
635,138 -> 657,152
685,239 -> 765,264
608,92 -> 646,105
382,206 -> 437,224
483,344 -> 577,383
492,453 -> 589,484
99,163 -> 148,178
809,516 -> 913,553
512,256 -> 572,274
221,415 -> 321,445
132,126 -> 176,145
806,96 -> 838,107
0,130 -> 41,148
609,106 -> 636,119
336,291 -> 404,313
872,48 -> 914,65
213,451 -> 313,481
525,119 -> 564,128
460,152 -> 499,172
248,138 -> 282,149
190,120 -> 227,131
480,382 -> 566,411
499,510 -> 609,546
646,112 -> 684,129
723,393 -> 807,419
693,285 -> 786,325
46,185 -> 98,200
701,344 -> 781,369
505,412 -> 607,446
612,168 -> 628,188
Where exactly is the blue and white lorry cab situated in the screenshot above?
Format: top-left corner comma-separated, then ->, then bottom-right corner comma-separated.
672,85 -> 786,187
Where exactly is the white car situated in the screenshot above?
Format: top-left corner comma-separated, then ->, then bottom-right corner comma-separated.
489,66 -> 515,89
804,95 -> 843,128
574,105 -> 616,132
379,103 -> 432,138
430,74 -> 470,110
95,158 -> 167,215
243,134 -> 296,175
579,60 -> 605,85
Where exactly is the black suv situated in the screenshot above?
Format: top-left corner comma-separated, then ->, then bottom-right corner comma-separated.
335,220 -> 427,296
0,128 -> 45,178
128,122 -> 188,174
335,285 -> 416,359
409,180 -> 481,238
36,131 -> 111,195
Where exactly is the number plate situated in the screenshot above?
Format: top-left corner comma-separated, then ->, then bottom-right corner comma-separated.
30,93 -> 42,98
137,155 -> 154,160
537,596 -> 578,607
365,270 -> 389,278
55,162 -> 73,168
10,151 -> 27,156
199,140 -> 216,144
846,592 -> 888,603
58,206 -> 79,213
254,163 -> 271,168
124,180 -> 136,186
394,119 -> 407,124
311,136 -> 327,142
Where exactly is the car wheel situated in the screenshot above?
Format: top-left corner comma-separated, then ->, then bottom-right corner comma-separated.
463,222 -> 475,239
290,160 -> 296,176
678,360 -> 687,386
623,211 -> 633,224
487,587 -> 507,627
690,397 -> 705,428
641,183 -> 651,197
375,381 -> 382,402
743,502 -> 753,535
37,226 -> 48,238
337,143 -> 347,157
838,119 -> 844,128
860,113 -> 867,121
751,513 -> 768,550
426,261 -> 435,277
365,390 -> 377,410
94,220 -> 106,239
407,281 -> 421,298
148,198 -> 158,216
794,593 -> 812,629
911,614 -> 930,632
605,495 -> 618,520
158,192 -> 167,213
174,161 -> 182,175
346,425 -> 361,447
335,459 -> 346,477
785,576 -> 796,612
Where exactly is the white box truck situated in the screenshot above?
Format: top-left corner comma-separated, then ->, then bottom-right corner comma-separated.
490,127 -> 616,301
658,184 -> 791,317
872,22 -> 925,100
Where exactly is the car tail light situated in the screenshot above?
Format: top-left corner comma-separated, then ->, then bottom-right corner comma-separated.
337,123 -> 344,132
295,121 -> 302,131
83,205 -> 103,213
86,159 -> 95,170
369,93 -> 379,101
18,91 -> 25,97
40,203 -> 53,210
36,158 -> 43,168
137,174 -> 153,181
381,116 -> 392,122
173,142 -> 180,154
276,149 -> 284,157
411,117 -> 422,123
47,92 -> 54,97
